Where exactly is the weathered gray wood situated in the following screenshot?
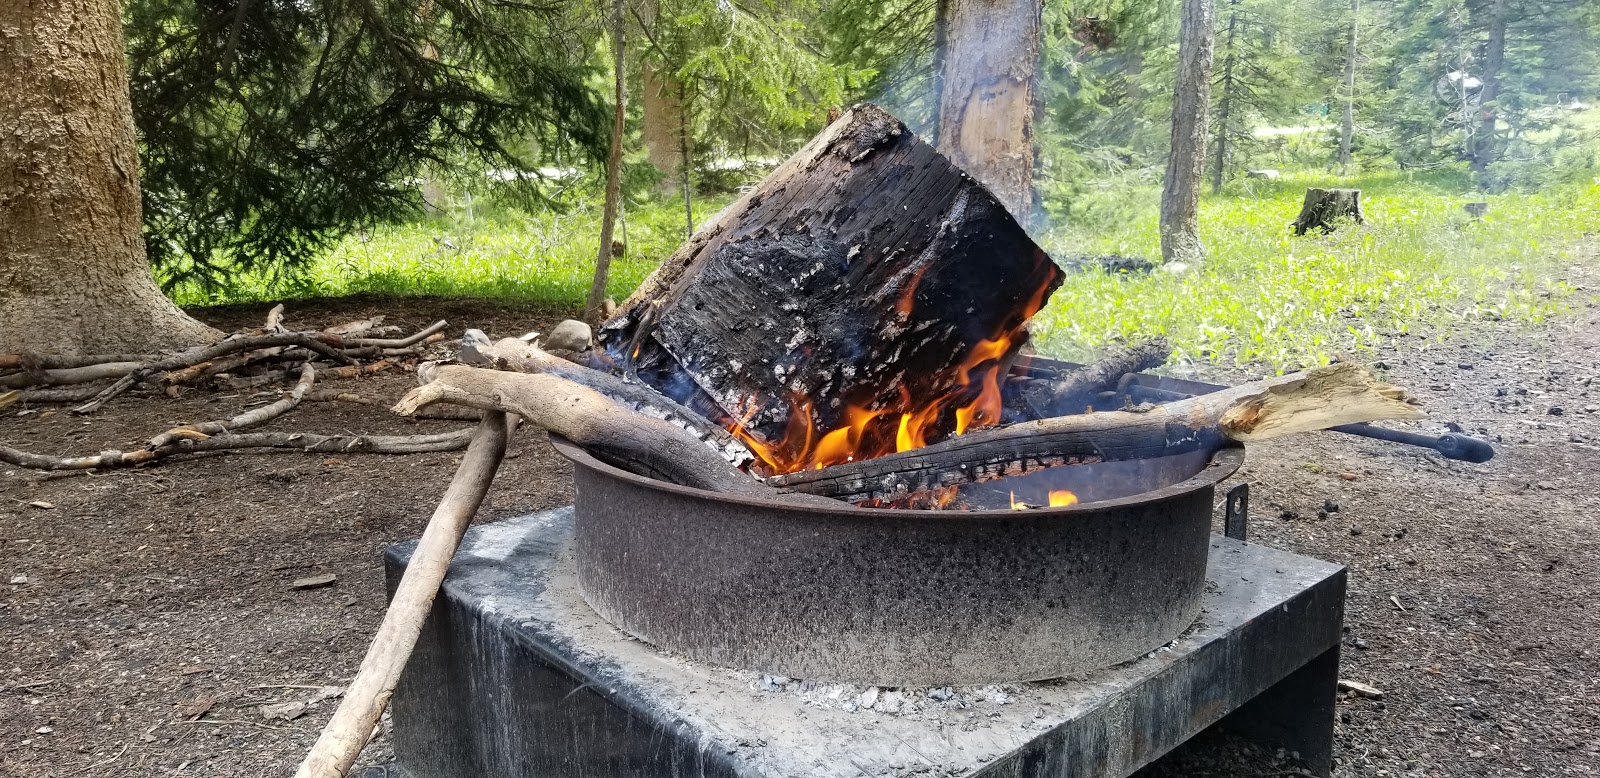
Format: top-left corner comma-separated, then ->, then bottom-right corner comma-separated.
1292,188 -> 1364,235
598,104 -> 1063,473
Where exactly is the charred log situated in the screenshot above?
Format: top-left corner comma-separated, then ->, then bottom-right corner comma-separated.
773,363 -> 1420,503
597,104 -> 1063,473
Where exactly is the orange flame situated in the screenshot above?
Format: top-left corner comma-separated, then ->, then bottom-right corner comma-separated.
1010,488 -> 1080,510
1049,489 -> 1079,507
727,255 -> 1057,477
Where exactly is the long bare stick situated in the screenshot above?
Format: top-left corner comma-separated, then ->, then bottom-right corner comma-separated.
0,362 -> 142,390
295,412 -> 511,778
342,320 -> 448,348
0,353 -> 156,371
148,363 -> 317,449
0,428 -> 474,471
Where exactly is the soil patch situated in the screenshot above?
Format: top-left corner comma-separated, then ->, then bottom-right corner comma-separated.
3,288 -> 1599,777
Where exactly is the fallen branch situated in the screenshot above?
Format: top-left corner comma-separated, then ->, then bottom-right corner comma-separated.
459,331 -> 752,467
773,363 -> 1423,502
148,363 -> 317,449
71,333 -> 357,415
0,427 -> 474,471
0,353 -> 157,371
0,362 -> 142,390
307,389 -> 481,420
343,320 -> 447,349
13,384 -> 111,403
394,364 -> 829,503
295,412 -> 511,778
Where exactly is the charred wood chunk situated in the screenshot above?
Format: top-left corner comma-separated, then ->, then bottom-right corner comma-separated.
598,104 -> 1063,474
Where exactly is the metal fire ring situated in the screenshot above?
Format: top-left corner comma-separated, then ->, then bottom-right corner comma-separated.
554,437 -> 1245,687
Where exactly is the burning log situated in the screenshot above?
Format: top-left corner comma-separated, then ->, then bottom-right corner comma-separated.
598,103 -> 1064,475
771,363 -> 1421,503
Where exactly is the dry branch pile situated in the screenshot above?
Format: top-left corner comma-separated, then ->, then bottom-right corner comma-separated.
0,306 -> 466,472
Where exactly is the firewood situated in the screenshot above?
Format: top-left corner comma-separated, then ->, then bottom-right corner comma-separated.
393,365 -> 839,505
597,104 -> 1063,462
295,412 -> 511,778
458,331 -> 752,467
0,353 -> 156,371
772,363 -> 1422,503
1016,338 -> 1171,417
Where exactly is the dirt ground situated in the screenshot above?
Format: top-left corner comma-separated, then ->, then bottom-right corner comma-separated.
3,283 -> 1598,777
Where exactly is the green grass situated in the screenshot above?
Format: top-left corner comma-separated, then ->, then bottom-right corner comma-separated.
174,168 -> 1599,374
170,192 -> 737,309
1032,169 -> 1598,370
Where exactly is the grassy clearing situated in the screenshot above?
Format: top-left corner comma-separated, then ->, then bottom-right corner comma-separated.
169,192 -> 736,310
173,169 -> 1598,373
1033,169 -> 1598,370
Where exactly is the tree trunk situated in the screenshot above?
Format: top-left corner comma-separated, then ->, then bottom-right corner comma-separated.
1211,0 -> 1238,195
0,0 -> 220,355
639,0 -> 686,193
586,0 -> 627,326
932,0 -> 1042,220
1338,0 -> 1358,174
1159,0 -> 1216,265
1470,0 -> 1506,176
1291,188 -> 1364,235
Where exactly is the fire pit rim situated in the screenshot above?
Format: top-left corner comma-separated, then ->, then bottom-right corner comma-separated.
549,436 -> 1244,517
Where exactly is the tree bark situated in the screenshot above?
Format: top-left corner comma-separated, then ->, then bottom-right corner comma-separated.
586,0 -> 627,326
1470,0 -> 1506,176
1211,0 -> 1239,195
0,0 -> 220,355
932,0 -> 1042,220
1292,188 -> 1364,235
1159,0 -> 1216,265
1338,0 -> 1359,174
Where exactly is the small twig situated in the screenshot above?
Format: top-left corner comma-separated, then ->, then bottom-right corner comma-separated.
341,320 -> 447,349
174,718 -> 286,731
0,427 -> 474,471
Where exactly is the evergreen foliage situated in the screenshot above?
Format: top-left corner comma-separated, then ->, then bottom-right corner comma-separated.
124,0 -> 609,290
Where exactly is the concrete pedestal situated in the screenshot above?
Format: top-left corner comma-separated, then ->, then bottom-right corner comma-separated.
386,508 -> 1346,778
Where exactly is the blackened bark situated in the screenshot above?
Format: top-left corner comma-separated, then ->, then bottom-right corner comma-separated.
598,105 -> 1062,465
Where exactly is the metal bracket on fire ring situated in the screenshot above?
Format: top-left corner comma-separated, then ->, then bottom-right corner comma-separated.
1225,482 -> 1249,542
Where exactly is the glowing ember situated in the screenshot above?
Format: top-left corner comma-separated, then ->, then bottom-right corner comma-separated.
1010,488 -> 1080,510
726,255 -> 1058,476
1049,489 -> 1080,507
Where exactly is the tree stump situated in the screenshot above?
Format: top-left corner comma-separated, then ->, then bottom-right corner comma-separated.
1291,188 -> 1364,235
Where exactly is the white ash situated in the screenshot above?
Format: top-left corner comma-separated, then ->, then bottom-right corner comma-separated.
750,674 -> 1027,718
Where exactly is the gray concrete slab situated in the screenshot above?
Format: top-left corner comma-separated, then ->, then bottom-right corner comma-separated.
388,507 -> 1345,778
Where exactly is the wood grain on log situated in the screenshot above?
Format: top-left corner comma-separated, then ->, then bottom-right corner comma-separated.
598,104 -> 1063,474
